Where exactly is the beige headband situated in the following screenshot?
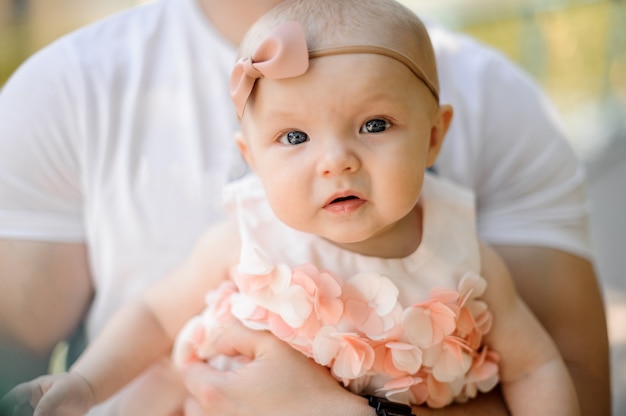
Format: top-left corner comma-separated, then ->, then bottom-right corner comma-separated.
230,21 -> 439,117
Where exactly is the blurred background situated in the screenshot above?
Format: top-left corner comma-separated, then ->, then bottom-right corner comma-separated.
1,0 -> 625,413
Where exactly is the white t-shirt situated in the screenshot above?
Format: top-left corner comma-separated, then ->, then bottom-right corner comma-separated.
0,0 -> 590,340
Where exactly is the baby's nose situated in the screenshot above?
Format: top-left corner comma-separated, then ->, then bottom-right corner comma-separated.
316,141 -> 361,177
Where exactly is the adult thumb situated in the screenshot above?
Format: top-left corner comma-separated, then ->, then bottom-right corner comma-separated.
210,322 -> 272,359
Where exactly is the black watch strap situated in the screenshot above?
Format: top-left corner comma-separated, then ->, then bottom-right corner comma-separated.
364,395 -> 416,416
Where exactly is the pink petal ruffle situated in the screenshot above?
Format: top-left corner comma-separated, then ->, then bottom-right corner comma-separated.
174,250 -> 499,409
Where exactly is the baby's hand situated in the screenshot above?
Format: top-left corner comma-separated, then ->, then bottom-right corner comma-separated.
0,372 -> 95,416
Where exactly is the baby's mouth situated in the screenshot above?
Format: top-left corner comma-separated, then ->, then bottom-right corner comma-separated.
330,195 -> 359,204
324,194 -> 365,214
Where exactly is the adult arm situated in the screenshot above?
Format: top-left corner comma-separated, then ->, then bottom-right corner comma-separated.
0,240 -> 92,396
479,243 -> 579,414
493,245 -> 610,415
0,19 -> 92,398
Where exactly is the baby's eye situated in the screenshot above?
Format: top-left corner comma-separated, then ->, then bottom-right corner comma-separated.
360,118 -> 391,134
279,130 -> 309,145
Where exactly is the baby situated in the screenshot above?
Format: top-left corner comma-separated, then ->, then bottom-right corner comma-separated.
0,0 -> 579,414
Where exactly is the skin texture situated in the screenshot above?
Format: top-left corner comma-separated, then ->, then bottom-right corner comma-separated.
0,0 -> 611,414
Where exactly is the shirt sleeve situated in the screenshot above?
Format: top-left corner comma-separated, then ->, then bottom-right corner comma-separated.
434,30 -> 592,259
0,40 -> 85,242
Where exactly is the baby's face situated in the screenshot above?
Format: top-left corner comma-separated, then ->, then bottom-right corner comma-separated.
238,53 -> 443,256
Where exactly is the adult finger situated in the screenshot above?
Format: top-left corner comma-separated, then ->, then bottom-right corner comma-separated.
0,386 -> 27,410
183,396 -> 209,416
0,390 -> 25,416
180,361 -> 223,406
0,379 -> 46,416
32,386 -> 65,416
0,397 -> 34,416
210,322 -> 273,359
32,374 -> 92,416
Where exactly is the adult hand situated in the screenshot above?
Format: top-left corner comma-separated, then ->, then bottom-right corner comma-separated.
0,372 -> 95,416
180,322 -> 372,416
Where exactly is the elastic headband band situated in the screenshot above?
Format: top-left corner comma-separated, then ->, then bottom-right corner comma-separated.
309,45 -> 439,103
230,21 -> 439,117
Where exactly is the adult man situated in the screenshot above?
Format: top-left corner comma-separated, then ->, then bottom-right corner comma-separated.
0,0 -> 610,413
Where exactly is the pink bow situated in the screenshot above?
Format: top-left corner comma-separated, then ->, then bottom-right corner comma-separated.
230,22 -> 310,117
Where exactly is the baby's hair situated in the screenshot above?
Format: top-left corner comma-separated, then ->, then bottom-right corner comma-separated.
239,0 -> 439,95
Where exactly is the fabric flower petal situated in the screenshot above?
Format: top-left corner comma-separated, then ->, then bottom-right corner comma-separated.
278,285 -> 313,327
379,376 -> 423,404
237,246 -> 274,276
431,338 -> 472,382
388,342 -> 423,375
457,271 -> 487,300
312,327 -> 375,380
403,301 -> 456,348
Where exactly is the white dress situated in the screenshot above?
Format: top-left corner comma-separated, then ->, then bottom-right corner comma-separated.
173,173 -> 500,408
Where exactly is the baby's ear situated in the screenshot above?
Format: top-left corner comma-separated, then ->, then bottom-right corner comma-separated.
426,104 -> 453,167
235,131 -> 254,169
